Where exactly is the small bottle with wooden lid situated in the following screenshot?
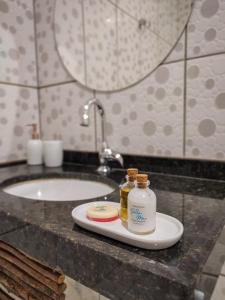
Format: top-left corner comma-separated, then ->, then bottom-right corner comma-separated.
128,174 -> 156,234
120,168 -> 138,222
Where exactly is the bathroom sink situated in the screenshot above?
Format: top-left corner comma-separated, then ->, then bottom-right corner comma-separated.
3,178 -> 115,201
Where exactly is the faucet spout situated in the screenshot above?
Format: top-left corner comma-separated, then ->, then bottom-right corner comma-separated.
80,97 -> 106,143
80,97 -> 123,174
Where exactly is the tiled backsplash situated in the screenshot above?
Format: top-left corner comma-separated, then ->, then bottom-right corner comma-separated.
36,0 -> 225,162
1,0 -> 225,163
0,0 -> 39,164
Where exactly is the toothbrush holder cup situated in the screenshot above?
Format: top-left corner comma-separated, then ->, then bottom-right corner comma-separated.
43,140 -> 63,167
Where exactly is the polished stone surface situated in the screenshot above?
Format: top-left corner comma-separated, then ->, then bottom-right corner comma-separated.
64,150 -> 225,180
0,163 -> 225,300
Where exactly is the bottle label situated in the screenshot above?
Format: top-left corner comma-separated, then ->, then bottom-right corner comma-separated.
130,206 -> 148,225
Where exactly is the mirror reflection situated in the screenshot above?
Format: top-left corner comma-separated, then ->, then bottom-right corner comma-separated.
55,0 -> 193,91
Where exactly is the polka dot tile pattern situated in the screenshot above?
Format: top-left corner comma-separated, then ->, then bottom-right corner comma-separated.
186,54 -> 225,160
0,0 -> 37,85
187,0 -> 225,58
35,0 -> 72,86
0,84 -> 39,163
115,0 -> 191,47
54,0 -> 85,85
40,83 -> 95,151
37,0 -> 225,164
54,0 -> 192,91
84,0 -> 117,91
95,62 -> 184,157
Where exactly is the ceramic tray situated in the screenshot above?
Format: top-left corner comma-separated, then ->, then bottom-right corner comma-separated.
72,201 -> 183,250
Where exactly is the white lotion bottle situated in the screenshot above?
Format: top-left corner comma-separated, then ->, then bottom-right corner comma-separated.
128,174 -> 156,234
27,124 -> 43,165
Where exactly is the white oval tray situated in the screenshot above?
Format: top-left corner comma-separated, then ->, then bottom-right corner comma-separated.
72,201 -> 184,250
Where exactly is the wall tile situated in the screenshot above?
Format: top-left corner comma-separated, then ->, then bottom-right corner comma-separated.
35,0 -> 72,86
64,276 -> 99,300
116,5 -> 171,90
221,262 -> 225,276
54,0 -> 85,87
187,0 -> 225,58
40,82 -> 95,152
0,84 -> 39,163
84,0 -> 117,91
99,295 -> 110,300
186,54 -> 225,160
165,31 -> 186,63
36,0 -> 225,164
196,274 -> 217,300
0,0 -> 37,85
96,61 -> 184,158
211,275 -> 225,300
203,242 -> 225,276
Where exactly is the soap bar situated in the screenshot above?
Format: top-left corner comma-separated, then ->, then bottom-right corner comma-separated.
87,204 -> 119,222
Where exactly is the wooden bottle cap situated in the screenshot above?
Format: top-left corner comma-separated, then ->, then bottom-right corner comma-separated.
127,168 -> 138,177
136,174 -> 148,183
136,174 -> 148,188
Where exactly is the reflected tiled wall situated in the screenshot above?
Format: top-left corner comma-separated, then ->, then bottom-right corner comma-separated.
0,0 -> 39,164
36,0 -> 225,161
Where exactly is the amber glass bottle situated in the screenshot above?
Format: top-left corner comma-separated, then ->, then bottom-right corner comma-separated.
120,168 -> 138,222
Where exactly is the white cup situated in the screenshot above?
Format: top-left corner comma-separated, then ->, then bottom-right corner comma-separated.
43,140 -> 63,167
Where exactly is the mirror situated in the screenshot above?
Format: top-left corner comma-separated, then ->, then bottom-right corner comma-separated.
54,0 -> 193,92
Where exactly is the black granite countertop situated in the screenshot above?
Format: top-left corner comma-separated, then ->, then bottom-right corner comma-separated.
0,163 -> 225,300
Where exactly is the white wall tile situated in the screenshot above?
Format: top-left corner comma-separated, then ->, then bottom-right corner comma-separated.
96,62 -> 184,158
211,275 -> 225,300
0,84 -> 39,163
65,276 -> 99,300
54,0 -> 85,87
187,0 -> 225,58
35,0 -> 72,86
99,295 -> 110,300
36,0 -> 225,163
84,0 -> 117,91
221,262 -> 225,276
0,0 -> 37,85
40,82 -> 95,152
165,31 -> 186,63
186,54 -> 225,160
203,242 -> 225,276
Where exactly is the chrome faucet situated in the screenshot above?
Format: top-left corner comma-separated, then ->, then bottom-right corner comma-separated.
80,97 -> 123,174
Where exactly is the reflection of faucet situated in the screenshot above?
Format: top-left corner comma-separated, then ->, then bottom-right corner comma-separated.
80,97 -> 123,175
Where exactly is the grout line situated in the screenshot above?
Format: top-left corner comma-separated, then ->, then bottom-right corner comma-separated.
107,0 -> 138,22
52,0 -> 76,82
202,271 -> 220,279
163,58 -> 185,65
38,80 -> 76,89
183,27 -> 188,157
93,90 -> 98,151
81,0 -> 88,86
163,51 -> 225,66
186,51 -> 225,61
0,81 -> 37,89
115,4 -> 119,89
107,0 -> 172,47
33,0 -> 42,138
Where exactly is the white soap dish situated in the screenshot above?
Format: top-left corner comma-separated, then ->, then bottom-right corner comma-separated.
71,201 -> 184,250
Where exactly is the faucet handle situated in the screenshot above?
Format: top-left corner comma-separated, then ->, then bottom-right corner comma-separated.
100,146 -> 123,167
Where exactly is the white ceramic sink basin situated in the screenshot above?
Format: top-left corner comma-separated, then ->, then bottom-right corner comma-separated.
3,178 -> 115,201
